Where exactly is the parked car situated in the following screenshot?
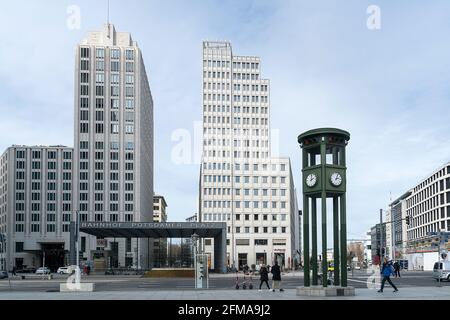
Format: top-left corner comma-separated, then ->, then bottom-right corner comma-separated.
57,266 -> 76,274
17,267 -> 36,274
0,271 -> 8,279
433,261 -> 450,282
35,267 -> 51,275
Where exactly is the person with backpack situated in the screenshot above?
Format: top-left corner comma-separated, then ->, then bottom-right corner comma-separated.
258,264 -> 271,291
378,257 -> 398,293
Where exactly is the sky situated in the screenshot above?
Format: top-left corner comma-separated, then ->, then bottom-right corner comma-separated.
1,0 -> 450,243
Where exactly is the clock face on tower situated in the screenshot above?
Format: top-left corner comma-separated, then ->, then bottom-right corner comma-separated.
306,173 -> 317,187
330,172 -> 343,187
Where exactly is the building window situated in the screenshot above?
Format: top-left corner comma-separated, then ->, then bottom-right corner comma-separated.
15,242 -> 24,253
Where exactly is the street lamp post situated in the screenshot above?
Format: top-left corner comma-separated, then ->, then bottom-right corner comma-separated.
191,233 -> 199,288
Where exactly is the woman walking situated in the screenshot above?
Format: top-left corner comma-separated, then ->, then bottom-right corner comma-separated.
378,257 -> 398,293
258,264 -> 271,291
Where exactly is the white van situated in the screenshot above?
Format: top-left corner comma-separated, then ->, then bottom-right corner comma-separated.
432,261 -> 450,281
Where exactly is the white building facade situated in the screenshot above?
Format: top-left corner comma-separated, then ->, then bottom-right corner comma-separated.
73,24 -> 154,270
0,146 -> 73,272
402,162 -> 450,270
199,41 -> 297,270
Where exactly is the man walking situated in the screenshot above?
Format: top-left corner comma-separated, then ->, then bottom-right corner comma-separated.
378,257 -> 398,293
270,260 -> 284,292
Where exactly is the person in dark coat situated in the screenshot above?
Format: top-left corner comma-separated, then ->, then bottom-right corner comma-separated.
270,260 -> 284,292
258,265 -> 270,291
393,261 -> 401,278
378,257 -> 398,293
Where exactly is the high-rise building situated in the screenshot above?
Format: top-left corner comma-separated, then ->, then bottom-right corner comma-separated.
0,145 -> 73,272
199,41 -> 297,270
153,195 -> 167,267
74,24 -> 154,269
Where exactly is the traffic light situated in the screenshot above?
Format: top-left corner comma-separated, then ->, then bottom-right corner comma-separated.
405,216 -> 410,225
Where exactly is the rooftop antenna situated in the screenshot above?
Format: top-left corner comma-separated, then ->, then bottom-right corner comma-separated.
106,0 -> 111,39
107,0 -> 110,24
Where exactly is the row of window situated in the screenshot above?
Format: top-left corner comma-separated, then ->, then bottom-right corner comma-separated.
407,192 -> 450,217
203,175 -> 286,184
203,150 -> 270,159
79,110 -> 135,122
78,203 -> 134,212
236,163 -> 286,172
408,206 -> 450,228
16,161 -> 71,170
203,105 -> 269,115
79,122 -> 135,135
76,213 -> 134,222
80,72 -> 135,85
80,84 -> 135,98
80,60 -> 135,73
232,226 -> 287,234
15,171 -> 72,181
80,47 -> 135,60
16,182 -> 65,191
204,188 -> 287,197
14,224 -> 63,233
203,127 -> 270,137
80,151 -> 134,162
80,97 -> 135,110
203,60 -> 261,71
407,177 -> 450,207
78,182 -> 133,192
203,200 -> 287,209
202,94 -> 268,103
412,166 -> 450,193
203,83 -> 267,92
16,151 -> 72,160
408,220 -> 450,239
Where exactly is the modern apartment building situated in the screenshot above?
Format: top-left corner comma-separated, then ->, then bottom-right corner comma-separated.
73,23 -> 154,270
199,41 -> 297,270
402,162 -> 450,270
0,146 -> 74,272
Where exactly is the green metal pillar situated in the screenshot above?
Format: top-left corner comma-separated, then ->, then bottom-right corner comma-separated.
311,198 -> 318,285
333,196 -> 340,286
320,141 -> 327,287
340,193 -> 347,287
303,195 -> 310,287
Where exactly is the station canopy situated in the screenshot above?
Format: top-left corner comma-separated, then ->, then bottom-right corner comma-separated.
79,221 -> 226,239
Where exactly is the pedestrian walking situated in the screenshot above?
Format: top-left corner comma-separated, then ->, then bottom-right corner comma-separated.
378,257 -> 398,293
258,264 -> 271,291
12,266 -> 16,276
393,261 -> 401,278
270,260 -> 284,292
87,265 -> 91,276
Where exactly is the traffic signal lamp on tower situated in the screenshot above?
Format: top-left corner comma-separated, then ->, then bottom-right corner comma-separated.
405,216 -> 410,225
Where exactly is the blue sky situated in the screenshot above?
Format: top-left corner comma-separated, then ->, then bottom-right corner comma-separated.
1,0 -> 450,242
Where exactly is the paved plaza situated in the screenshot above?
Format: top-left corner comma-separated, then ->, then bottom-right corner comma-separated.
0,286 -> 449,300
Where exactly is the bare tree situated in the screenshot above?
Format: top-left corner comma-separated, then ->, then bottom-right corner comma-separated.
347,242 -> 364,266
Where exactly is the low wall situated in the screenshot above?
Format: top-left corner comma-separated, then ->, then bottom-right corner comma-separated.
143,268 -> 195,278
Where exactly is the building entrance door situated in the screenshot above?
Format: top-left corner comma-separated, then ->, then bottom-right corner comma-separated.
256,252 -> 267,265
238,253 -> 247,270
41,243 -> 65,272
274,253 -> 285,268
